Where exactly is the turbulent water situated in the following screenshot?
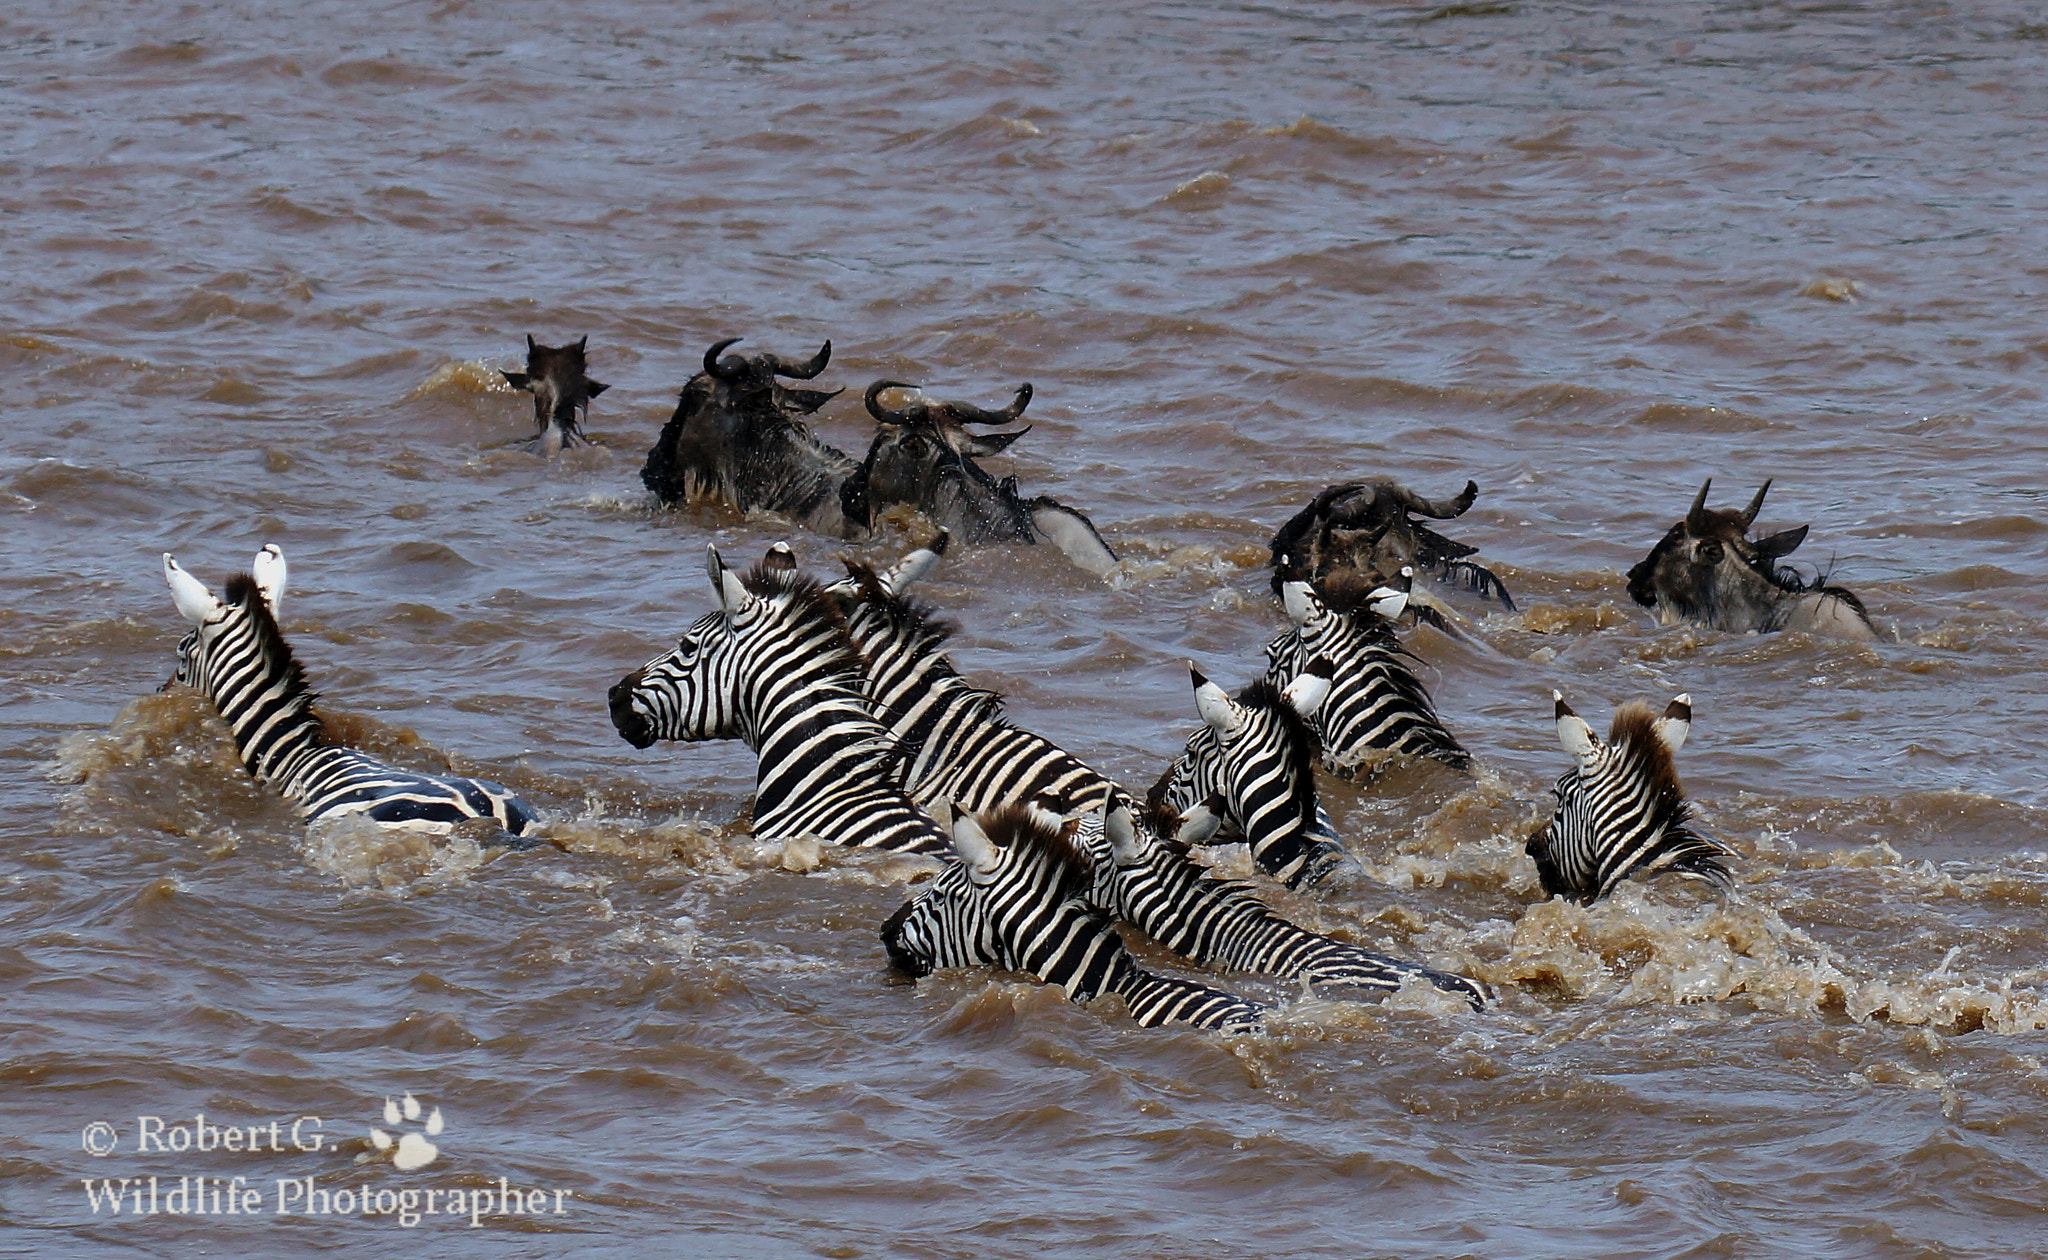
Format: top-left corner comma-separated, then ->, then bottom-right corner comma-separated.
6,1 -> 2048,1255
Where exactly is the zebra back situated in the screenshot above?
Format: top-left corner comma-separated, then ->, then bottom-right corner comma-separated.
1526,692 -> 1734,904
1094,802 -> 1486,1009
1148,662 -> 1354,889
608,545 -> 949,856
881,808 -> 1267,1033
162,551 -> 537,839
1266,578 -> 1470,774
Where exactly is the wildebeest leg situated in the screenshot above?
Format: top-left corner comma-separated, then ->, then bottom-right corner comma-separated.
1028,500 -> 1118,575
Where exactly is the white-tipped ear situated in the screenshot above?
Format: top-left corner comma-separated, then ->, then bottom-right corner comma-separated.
885,531 -> 948,593
164,555 -> 223,626
1553,690 -> 1599,762
1281,580 -> 1323,627
1104,802 -> 1144,863
705,544 -> 751,616
704,543 -> 725,591
950,812 -> 1002,880
1655,694 -> 1692,754
1281,662 -> 1333,719
252,544 -> 286,611
1176,799 -> 1225,845
1190,663 -> 1244,738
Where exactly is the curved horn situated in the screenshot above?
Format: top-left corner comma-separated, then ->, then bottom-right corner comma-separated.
1687,479 -> 1714,531
772,340 -> 832,380
864,380 -> 919,425
1396,479 -> 1479,520
703,338 -> 744,382
1741,480 -> 1772,528
950,382 -> 1034,426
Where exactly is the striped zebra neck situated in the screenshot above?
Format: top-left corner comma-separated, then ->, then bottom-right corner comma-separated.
1265,609 -> 1469,772
1104,812 -> 1486,1009
182,574 -> 336,798
1527,702 -> 1732,904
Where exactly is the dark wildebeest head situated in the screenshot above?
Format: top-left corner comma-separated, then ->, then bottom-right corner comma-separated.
1270,478 -> 1514,611
639,337 -> 865,539
1624,480 -> 1877,640
503,335 -> 608,454
850,381 -> 1118,575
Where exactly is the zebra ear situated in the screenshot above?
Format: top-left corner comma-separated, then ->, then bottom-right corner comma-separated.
1103,802 -> 1144,863
1176,797 -> 1226,845
252,544 -> 286,612
762,543 -> 799,577
1655,694 -> 1692,754
1553,690 -> 1599,762
1190,663 -> 1244,738
1281,658 -> 1334,718
164,555 -> 224,625
883,530 -> 949,594
949,812 -> 1003,881
1367,567 -> 1414,621
706,544 -> 753,616
1280,580 -> 1325,627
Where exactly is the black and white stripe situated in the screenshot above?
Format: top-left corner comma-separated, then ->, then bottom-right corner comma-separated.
1526,691 -> 1734,904
1265,576 -> 1470,774
606,544 -> 950,856
1148,661 -> 1353,889
162,549 -> 538,839
881,808 -> 1268,1033
1095,802 -> 1487,1009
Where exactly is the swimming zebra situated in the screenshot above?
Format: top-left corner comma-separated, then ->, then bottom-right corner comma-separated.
1148,660 -> 1354,889
1525,691 -> 1734,904
789,540 -> 1484,1007
1265,574 -> 1470,774
606,544 -> 950,856
881,807 -> 1269,1033
1096,801 -> 1487,1009
161,549 -> 540,840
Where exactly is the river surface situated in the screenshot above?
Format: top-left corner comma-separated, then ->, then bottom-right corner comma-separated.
6,1 -> 2048,1256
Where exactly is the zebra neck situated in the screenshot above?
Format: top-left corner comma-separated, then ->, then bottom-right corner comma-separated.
209,670 -> 331,799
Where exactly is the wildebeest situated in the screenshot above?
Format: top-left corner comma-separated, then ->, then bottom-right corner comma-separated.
854,380 -> 1119,575
1270,478 -> 1514,610
502,335 -> 608,454
1624,480 -> 1877,640
640,337 -> 862,536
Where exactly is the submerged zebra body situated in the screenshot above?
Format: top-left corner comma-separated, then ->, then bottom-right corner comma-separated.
161,549 -> 538,840
882,808 -> 1269,1033
606,545 -> 949,856
1149,662 -> 1353,890
1096,803 -> 1487,1009
1265,576 -> 1470,775
1526,692 -> 1734,904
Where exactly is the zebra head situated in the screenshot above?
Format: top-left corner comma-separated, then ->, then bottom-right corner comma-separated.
880,805 -> 1100,983
1526,691 -> 1735,905
1266,575 -> 1471,774
608,543 -> 868,750
1148,661 -> 1354,890
163,546 -> 288,693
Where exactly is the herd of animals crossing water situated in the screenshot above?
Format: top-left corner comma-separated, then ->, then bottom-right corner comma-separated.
153,333 -> 1895,1033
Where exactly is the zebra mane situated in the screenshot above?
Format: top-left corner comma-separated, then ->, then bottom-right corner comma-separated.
1605,700 -> 1697,842
1235,676 -> 1324,813
977,805 -> 1098,905
1135,796 -> 1193,853
842,559 -> 1009,725
219,572 -> 328,744
739,560 -> 872,685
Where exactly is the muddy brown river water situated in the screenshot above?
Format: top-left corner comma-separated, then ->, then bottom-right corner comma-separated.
6,2 -> 2048,1256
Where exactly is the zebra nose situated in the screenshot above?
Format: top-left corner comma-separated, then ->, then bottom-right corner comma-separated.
608,672 -> 655,749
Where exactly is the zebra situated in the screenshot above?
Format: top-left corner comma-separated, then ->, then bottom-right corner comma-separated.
1526,691 -> 1734,904
1095,800 -> 1488,1009
161,549 -> 540,841
1147,660 -> 1355,890
1265,573 -> 1471,775
606,544 -> 951,856
881,807 -> 1269,1033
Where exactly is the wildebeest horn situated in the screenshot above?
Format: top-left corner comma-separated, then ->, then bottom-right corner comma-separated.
1399,480 -> 1479,520
951,382 -> 1033,426
1741,480 -> 1772,527
864,380 -> 919,424
703,337 -> 744,381
772,340 -> 832,380
1687,479 -> 1714,530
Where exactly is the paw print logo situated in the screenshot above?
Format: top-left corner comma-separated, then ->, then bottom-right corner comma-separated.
369,1093 -> 444,1171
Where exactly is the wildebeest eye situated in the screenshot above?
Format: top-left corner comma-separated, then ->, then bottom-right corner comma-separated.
1696,540 -> 1724,564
